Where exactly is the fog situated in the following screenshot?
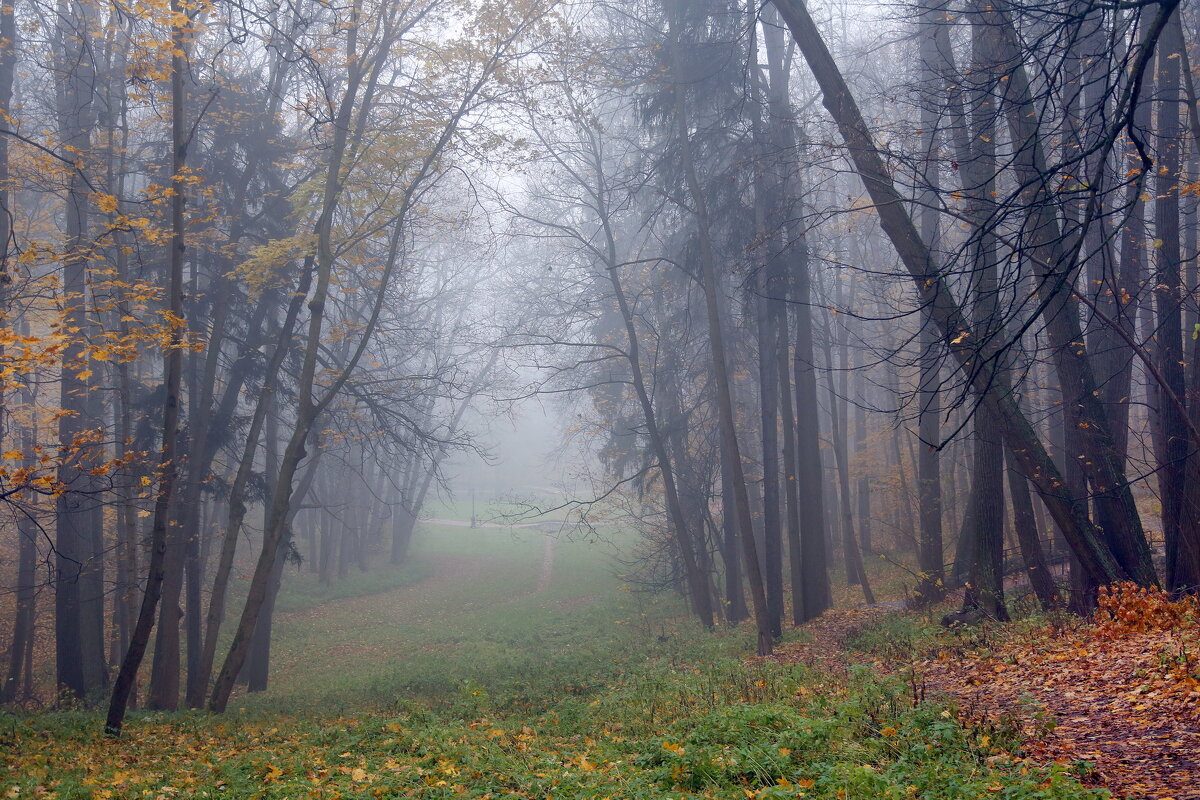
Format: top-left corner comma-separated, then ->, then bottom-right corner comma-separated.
0,0 -> 1191,725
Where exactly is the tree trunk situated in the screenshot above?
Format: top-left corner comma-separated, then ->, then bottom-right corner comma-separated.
55,0 -> 106,700
777,299 -> 803,626
3,411 -> 38,703
1154,8 -> 1196,592
990,0 -> 1157,586
106,3 -> 188,732
663,0 -> 771,654
913,3 -> 944,605
187,285 -> 305,708
758,8 -> 830,624
244,392 -> 283,692
1006,450 -> 1060,609
754,214 -> 784,637
853,366 -> 871,554
959,2 -> 1007,622
720,443 -> 748,623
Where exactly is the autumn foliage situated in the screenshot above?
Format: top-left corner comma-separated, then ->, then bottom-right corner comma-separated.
902,585 -> 1200,799
1095,582 -> 1200,639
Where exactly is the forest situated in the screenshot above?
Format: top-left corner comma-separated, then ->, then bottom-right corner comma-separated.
1,0 -> 1199,797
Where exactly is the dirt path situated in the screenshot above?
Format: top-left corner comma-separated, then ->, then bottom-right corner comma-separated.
767,604 -> 898,674
421,517 -> 563,594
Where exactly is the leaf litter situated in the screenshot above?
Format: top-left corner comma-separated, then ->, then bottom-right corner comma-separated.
770,586 -> 1200,799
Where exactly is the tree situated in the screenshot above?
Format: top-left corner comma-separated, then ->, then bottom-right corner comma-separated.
107,0 -> 190,733
770,0 -> 1159,592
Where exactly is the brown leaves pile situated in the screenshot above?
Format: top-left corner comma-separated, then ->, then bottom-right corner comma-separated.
920,584 -> 1200,799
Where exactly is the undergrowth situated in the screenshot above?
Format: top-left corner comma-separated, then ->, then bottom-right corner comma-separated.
2,638 -> 1107,799
0,533 -> 1114,799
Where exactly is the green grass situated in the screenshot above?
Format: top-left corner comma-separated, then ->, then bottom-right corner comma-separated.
0,651 -> 1106,799
273,560 -> 432,615
239,521 -> 668,714
0,523 -> 1108,799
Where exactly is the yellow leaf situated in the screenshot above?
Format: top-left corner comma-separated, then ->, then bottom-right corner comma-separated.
2,450 -> 20,460
94,193 -> 119,214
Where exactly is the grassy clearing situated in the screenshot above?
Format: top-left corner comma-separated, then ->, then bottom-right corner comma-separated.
273,561 -> 433,616
234,521 -> 669,714
1,527 -> 1108,799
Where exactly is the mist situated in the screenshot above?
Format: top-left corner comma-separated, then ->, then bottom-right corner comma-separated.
0,1 -> 1195,794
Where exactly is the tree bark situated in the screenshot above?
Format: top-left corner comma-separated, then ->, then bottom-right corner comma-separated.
3,409 -> 38,703
753,178 -> 784,637
761,8 -> 830,623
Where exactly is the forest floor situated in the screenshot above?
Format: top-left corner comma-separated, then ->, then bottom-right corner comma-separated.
910,593 -> 1200,800
3,522 -> 1194,798
770,587 -> 1200,800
